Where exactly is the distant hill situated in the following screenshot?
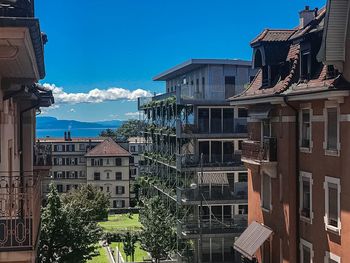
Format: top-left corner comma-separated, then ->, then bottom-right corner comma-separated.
36,117 -> 123,130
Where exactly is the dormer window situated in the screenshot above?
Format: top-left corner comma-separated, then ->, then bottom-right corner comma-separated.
262,66 -> 269,87
301,49 -> 311,80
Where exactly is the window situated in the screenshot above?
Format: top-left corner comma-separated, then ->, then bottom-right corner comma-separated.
301,50 -> 311,80
113,200 -> 125,208
300,108 -> 312,150
94,172 -> 100,181
107,186 -> 110,192
261,120 -> 271,139
116,186 -> 125,195
261,173 -> 271,211
324,176 -> 341,233
300,172 -> 313,221
115,158 -> 122,166
325,107 -> 339,153
198,108 -> 209,133
106,172 -> 110,179
106,159 -> 110,165
238,172 -> 248,182
225,76 -> 235,99
300,239 -> 313,263
211,109 -> 222,133
325,252 -> 341,263
223,108 -> 234,133
238,108 -> 248,118
238,205 -> 248,214
57,184 -> 63,193
130,146 -> 136,153
79,144 -> 85,151
115,172 -> 122,180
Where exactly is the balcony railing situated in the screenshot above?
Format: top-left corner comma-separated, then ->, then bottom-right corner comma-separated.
34,143 -> 52,167
177,183 -> 247,203
0,172 -> 41,252
138,91 -> 176,109
0,0 -> 34,17
178,215 -> 247,236
177,153 -> 242,169
241,137 -> 277,162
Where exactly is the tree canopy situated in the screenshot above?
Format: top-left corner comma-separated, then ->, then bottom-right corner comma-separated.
139,196 -> 176,262
99,119 -> 145,141
38,184 -> 109,262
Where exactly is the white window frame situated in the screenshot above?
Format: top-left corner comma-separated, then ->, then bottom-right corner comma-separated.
261,173 -> 272,212
324,252 -> 341,263
299,104 -> 313,153
261,119 -> 272,142
300,238 -> 314,263
299,172 -> 313,223
323,101 -> 340,156
324,176 -> 341,234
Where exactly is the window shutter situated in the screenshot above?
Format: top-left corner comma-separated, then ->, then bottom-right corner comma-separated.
122,200 -> 125,207
122,186 -> 125,194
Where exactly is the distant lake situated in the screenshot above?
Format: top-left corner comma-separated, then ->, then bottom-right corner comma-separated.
36,127 -> 118,138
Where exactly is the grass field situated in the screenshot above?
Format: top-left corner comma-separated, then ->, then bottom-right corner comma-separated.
99,213 -> 142,232
111,242 -> 149,262
86,244 -> 107,263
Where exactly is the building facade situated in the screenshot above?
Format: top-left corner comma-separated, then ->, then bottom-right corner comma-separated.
232,3 -> 350,263
38,132 -> 103,196
86,138 -> 131,210
138,59 -> 257,262
0,1 -> 54,262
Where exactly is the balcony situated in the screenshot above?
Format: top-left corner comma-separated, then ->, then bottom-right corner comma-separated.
33,143 -> 52,172
0,172 -> 41,252
177,183 -> 247,205
138,91 -> 176,110
178,215 -> 247,238
0,0 -> 34,18
241,137 -> 277,177
176,154 -> 243,171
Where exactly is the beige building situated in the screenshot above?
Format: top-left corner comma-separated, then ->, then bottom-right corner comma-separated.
0,1 -> 54,262
38,132 -> 103,197
86,138 -> 131,210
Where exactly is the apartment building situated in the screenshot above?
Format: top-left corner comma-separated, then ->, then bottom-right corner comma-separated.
86,138 -> 131,210
38,132 -> 103,196
138,59 -> 257,262
232,4 -> 350,263
0,1 -> 55,262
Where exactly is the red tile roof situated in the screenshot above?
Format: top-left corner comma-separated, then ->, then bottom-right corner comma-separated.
85,138 -> 131,157
251,29 -> 296,45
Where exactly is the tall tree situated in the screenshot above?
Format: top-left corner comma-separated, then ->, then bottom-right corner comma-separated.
62,184 -> 110,221
139,196 -> 176,263
99,128 -> 117,137
38,184 -> 69,262
99,119 -> 145,141
122,232 -> 139,262
39,184 -> 105,263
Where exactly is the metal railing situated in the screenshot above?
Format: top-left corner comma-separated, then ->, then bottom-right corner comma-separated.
177,183 -> 247,203
241,137 -> 277,162
177,154 -> 242,168
0,0 -> 34,17
0,171 -> 41,252
178,215 -> 247,236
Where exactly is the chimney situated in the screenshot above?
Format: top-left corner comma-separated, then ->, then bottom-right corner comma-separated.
299,6 -> 316,28
64,131 -> 67,141
68,131 -> 71,141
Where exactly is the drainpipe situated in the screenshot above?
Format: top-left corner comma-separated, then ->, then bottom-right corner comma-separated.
283,96 -> 300,263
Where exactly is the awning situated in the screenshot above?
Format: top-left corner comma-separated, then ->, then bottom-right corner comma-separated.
233,221 -> 273,260
248,104 -> 273,119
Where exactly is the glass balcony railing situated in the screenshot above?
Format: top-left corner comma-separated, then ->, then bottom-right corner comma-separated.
177,153 -> 242,169
177,183 -> 247,203
0,0 -> 34,17
0,172 -> 41,252
178,215 -> 247,236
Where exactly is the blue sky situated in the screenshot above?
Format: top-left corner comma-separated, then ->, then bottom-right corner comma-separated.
37,0 -> 325,122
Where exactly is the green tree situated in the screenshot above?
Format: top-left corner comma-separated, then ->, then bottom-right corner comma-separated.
99,128 -> 117,137
39,184 -> 105,263
62,184 -> 110,221
139,196 -> 176,263
38,184 -> 69,262
122,232 -> 139,262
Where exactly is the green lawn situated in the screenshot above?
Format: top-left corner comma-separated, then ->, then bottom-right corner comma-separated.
99,214 -> 142,232
86,244 -> 107,263
111,242 -> 149,262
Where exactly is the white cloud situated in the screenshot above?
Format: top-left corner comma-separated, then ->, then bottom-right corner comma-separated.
39,104 -> 60,115
109,114 -> 119,118
125,112 -> 140,118
43,83 -> 152,105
